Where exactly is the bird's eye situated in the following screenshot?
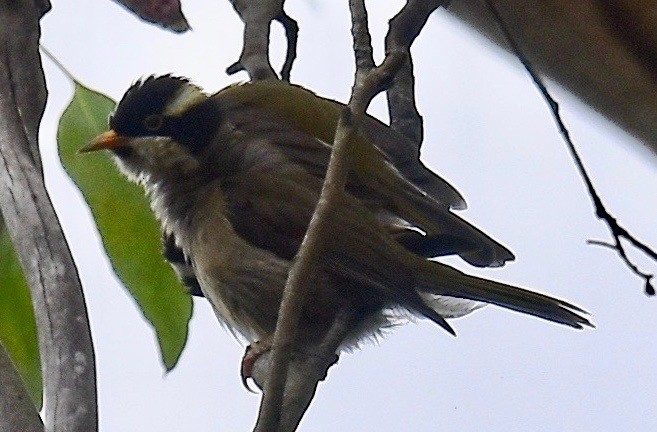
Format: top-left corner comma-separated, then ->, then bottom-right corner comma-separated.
143,114 -> 164,131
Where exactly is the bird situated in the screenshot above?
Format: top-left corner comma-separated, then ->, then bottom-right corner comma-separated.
83,75 -> 591,361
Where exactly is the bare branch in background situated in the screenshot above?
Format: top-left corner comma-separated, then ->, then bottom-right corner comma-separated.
386,55 -> 423,145
0,2 -> 98,431
385,0 -> 446,145
227,0 -> 298,81
110,0 -> 190,33
350,0 -> 375,82
484,0 -> 656,296
0,340 -> 43,432
277,11 -> 299,82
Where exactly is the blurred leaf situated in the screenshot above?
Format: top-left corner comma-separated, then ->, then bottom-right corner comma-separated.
57,82 -> 192,370
0,221 -> 42,409
111,0 -> 190,33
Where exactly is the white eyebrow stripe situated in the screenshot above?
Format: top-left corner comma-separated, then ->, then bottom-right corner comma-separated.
163,85 -> 206,117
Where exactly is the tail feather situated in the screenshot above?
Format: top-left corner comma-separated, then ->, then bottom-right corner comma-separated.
419,263 -> 592,329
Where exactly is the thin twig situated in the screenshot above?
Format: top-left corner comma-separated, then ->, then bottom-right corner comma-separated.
483,0 -> 656,296
587,239 -> 654,295
40,46 -> 77,82
276,11 -> 298,81
384,0 -> 446,146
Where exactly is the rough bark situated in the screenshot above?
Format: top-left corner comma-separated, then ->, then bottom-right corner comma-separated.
0,2 -> 98,431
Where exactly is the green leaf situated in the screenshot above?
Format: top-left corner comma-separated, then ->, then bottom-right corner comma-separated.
57,82 -> 192,370
0,221 -> 42,408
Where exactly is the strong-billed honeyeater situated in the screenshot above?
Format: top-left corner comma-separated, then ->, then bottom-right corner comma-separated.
84,75 -> 591,354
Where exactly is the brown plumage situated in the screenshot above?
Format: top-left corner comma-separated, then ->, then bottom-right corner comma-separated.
85,75 -> 591,350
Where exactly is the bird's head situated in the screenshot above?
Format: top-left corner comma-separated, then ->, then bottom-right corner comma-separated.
83,75 -> 222,181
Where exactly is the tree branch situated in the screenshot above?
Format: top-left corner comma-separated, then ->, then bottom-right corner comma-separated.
350,0 -> 375,81
484,0 -> 656,296
276,10 -> 299,82
252,1 -> 444,430
250,310 -> 351,432
385,0 -> 446,145
227,0 -> 278,80
0,2 -> 98,431
0,340 -> 43,432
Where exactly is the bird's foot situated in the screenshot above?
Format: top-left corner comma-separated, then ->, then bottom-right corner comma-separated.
241,340 -> 272,392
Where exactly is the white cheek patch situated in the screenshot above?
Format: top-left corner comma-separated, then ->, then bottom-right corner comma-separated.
163,84 -> 207,117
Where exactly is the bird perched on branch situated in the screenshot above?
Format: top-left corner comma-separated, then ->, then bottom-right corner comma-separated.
84,75 -> 590,361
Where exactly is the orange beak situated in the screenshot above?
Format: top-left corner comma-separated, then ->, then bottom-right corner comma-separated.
80,130 -> 129,153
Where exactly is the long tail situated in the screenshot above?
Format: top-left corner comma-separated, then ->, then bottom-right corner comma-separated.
418,262 -> 592,329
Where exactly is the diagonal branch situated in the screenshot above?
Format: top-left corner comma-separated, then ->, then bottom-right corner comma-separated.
484,0 -> 656,296
253,1 -> 445,431
253,50 -> 406,432
0,2 -> 98,431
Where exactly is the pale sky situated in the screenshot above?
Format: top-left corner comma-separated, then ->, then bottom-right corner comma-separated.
37,1 -> 657,431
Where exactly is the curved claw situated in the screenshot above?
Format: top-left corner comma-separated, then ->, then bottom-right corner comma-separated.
240,345 -> 259,393
240,342 -> 272,392
240,371 -> 258,394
